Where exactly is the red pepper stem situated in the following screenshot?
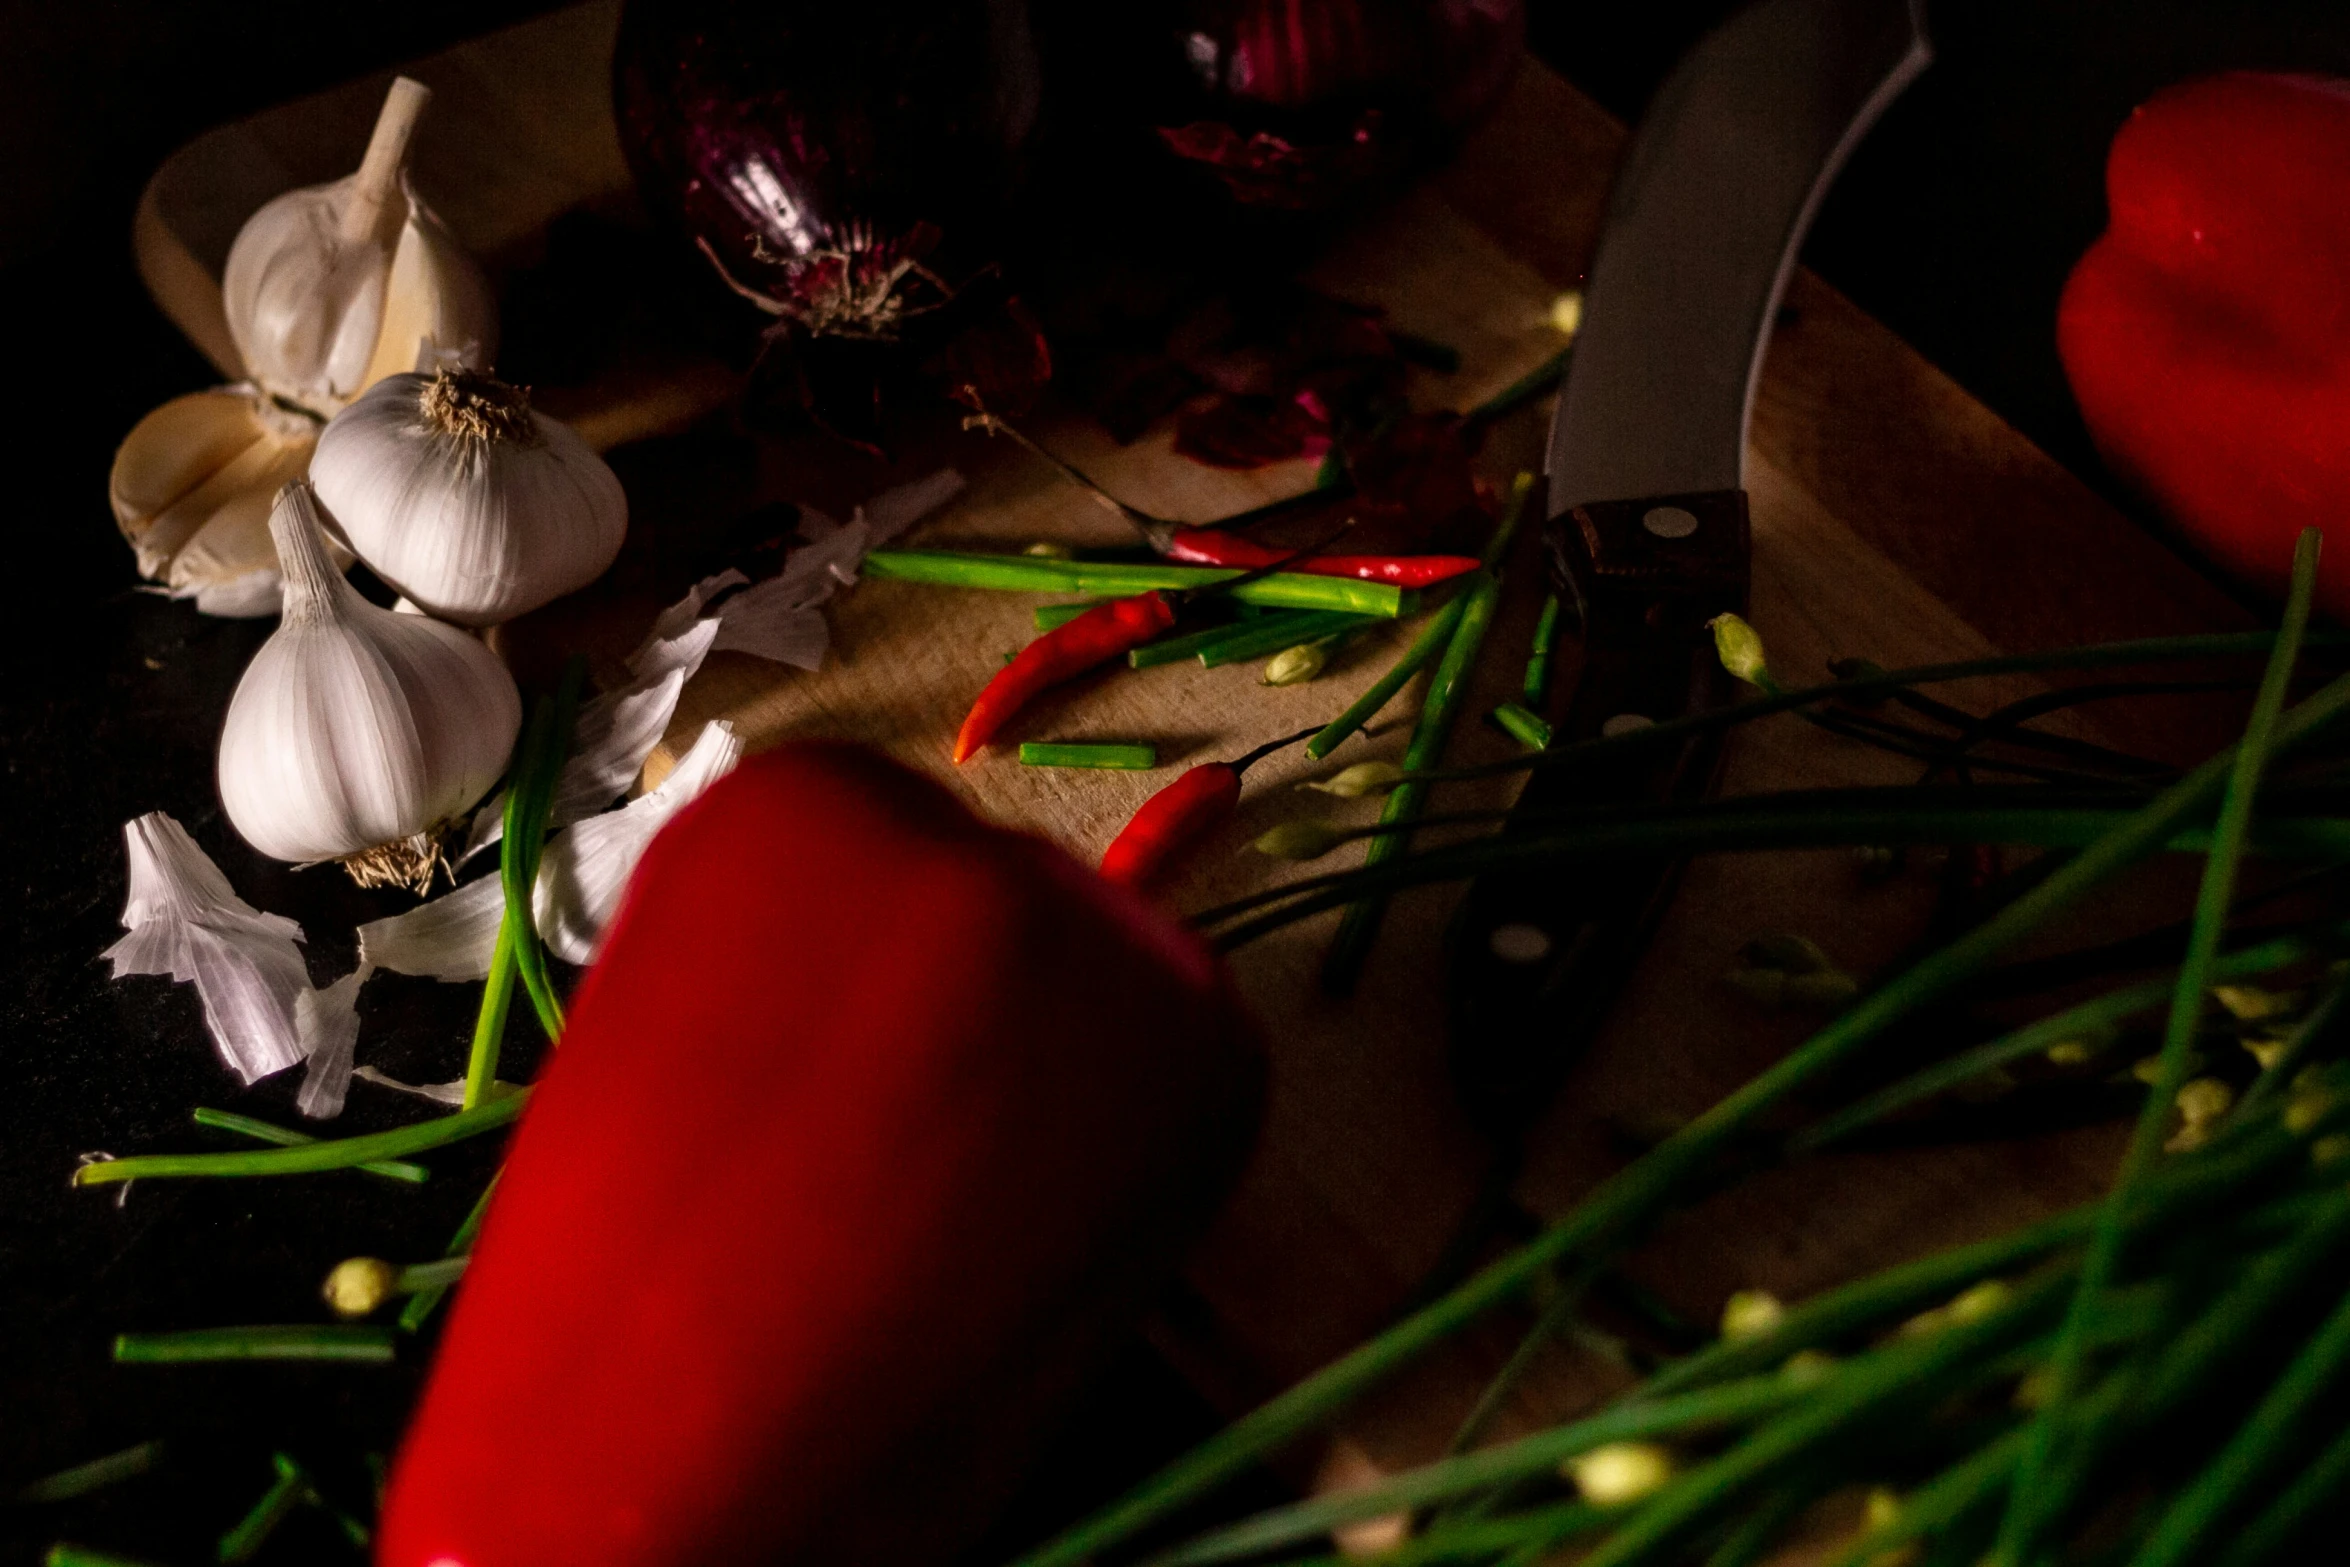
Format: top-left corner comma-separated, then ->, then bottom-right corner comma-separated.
963,410 -> 1175,548
1228,725 -> 1324,776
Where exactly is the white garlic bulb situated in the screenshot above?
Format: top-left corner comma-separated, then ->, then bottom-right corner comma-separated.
221,76 -> 496,417
219,482 -> 521,891
309,368 -> 628,626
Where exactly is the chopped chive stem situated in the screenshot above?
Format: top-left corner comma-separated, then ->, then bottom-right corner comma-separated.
864,550 -> 1410,616
10,1441 -> 164,1505
1790,926 -> 2338,1152
1199,612 -> 1378,670
75,1093 -> 527,1186
1129,610 -> 1334,669
2000,528 -> 2324,1564
1391,629 -> 2350,793
1321,475 -> 1534,994
1306,595 -> 1469,760
1490,701 -> 1553,751
401,1172 -> 498,1333
1524,593 -> 1564,705
1035,600 -> 1106,632
395,1256 -> 469,1293
44,1548 -> 166,1567
190,1108 -> 427,1184
1009,664 -> 2350,1567
111,1327 -> 396,1364
217,1454 -> 308,1563
1018,743 -> 1158,770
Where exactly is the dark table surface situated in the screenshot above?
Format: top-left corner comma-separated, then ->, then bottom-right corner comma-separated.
7,2 -> 2350,1561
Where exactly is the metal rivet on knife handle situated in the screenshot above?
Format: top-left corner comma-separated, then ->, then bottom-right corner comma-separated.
1642,506 -> 1700,539
1489,924 -> 1554,965
1602,713 -> 1656,736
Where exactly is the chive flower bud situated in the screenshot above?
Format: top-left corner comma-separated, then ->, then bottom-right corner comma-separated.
2286,1080 -> 2336,1135
2167,1076 -> 2235,1151
1864,1487 -> 1903,1532
2213,984 -> 2296,1021
1263,641 -> 1329,686
2312,1133 -> 2350,1168
1023,540 -> 1076,560
1549,291 -> 1584,336
1567,1442 -> 1674,1506
1302,762 -> 1405,798
1708,612 -> 1771,686
1781,1348 -> 1839,1384
322,1256 -> 400,1319
1719,1289 -> 1786,1341
1255,819 -> 1349,861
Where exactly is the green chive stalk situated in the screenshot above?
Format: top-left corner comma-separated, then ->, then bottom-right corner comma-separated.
401,1172 -> 499,1332
1306,596 -> 1471,760
111,1327 -> 396,1363
216,1454 -> 309,1563
73,1093 -> 526,1186
1523,592 -> 1563,706
9,1442 -> 164,1505
1011,656 -> 2350,1567
1996,528 -> 2323,1564
190,1106 -> 428,1184
864,551 -> 1411,617
1130,611 -> 1369,670
1322,473 -> 1536,994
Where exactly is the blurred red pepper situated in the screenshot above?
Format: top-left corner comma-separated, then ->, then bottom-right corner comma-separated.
379,744 -> 1263,1567
2059,71 -> 2350,617
1163,527 -> 1479,587
954,591 -> 1178,761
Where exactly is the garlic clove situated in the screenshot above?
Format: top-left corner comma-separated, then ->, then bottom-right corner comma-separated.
111,388 -> 315,577
310,369 -> 627,627
360,201 -> 498,390
218,482 -> 521,888
220,77 -> 495,417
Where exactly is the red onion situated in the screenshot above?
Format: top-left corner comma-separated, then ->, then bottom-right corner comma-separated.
1133,0 -> 1526,210
613,0 -> 1042,347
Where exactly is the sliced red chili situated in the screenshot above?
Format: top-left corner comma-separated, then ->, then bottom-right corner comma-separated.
1163,527 -> 1477,588
1101,765 -> 1241,888
1099,726 -> 1320,889
953,591 -> 1179,763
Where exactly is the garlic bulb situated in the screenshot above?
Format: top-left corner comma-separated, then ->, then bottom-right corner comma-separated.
109,386 -> 322,616
219,482 -> 521,890
221,76 -> 496,417
310,368 -> 627,626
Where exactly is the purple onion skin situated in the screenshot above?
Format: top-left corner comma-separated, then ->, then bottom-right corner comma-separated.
613,0 -> 1042,340
1127,0 -> 1526,210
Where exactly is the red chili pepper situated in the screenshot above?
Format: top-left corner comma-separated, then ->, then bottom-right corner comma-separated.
952,590 -> 1178,762
378,744 -> 1262,1567
1164,526 -> 1478,588
2059,71 -> 2350,616
1100,726 -> 1319,889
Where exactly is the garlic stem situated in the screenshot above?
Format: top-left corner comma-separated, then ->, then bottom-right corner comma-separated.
341,76 -> 432,249
268,479 -> 357,626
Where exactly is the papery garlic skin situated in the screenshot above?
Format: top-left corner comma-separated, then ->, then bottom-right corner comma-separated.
104,812 -> 310,1084
219,482 -> 520,889
220,77 -> 495,416
311,369 -> 627,626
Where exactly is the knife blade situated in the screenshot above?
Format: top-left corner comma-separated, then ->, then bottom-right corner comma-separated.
1444,0 -> 1931,1149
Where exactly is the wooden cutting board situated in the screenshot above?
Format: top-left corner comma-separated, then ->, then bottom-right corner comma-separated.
137,0 -> 2260,1508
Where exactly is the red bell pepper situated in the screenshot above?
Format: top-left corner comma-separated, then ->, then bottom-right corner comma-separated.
378,744 -> 1263,1567
954,590 -> 1179,761
2059,71 -> 2350,617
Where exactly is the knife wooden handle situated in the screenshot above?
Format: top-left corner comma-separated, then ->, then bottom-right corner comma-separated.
1445,489 -> 1750,1147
